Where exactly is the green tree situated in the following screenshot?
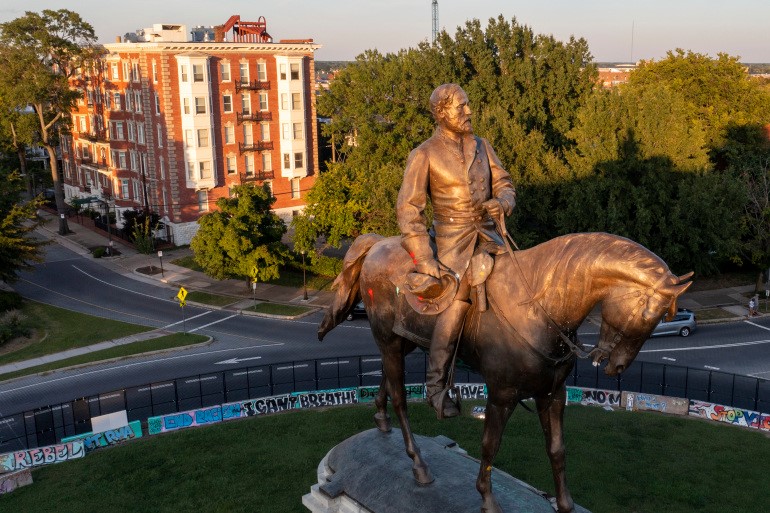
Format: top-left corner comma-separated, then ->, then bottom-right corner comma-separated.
191,184 -> 289,281
0,9 -> 99,235
0,169 -> 44,282
296,15 -> 596,251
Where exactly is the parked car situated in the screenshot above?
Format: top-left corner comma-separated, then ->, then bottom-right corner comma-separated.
650,308 -> 696,337
346,301 -> 366,321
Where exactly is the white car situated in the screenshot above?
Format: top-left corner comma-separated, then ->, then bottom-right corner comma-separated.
651,309 -> 696,337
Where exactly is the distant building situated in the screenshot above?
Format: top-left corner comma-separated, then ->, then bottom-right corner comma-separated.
596,63 -> 637,89
63,15 -> 321,245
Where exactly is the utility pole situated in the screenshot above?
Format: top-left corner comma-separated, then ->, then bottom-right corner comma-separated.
432,0 -> 439,43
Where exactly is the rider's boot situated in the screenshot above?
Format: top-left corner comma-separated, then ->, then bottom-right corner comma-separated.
426,300 -> 471,419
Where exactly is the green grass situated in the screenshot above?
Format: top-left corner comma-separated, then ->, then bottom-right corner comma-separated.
1,404 -> 768,512
0,301 -> 151,366
0,333 -> 209,381
170,254 -> 203,272
244,302 -> 312,316
185,290 -> 239,307
694,307 -> 741,321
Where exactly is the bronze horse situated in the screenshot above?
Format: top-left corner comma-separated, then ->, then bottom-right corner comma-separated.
318,232 -> 692,513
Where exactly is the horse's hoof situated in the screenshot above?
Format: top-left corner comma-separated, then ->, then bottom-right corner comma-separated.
413,464 -> 434,485
374,412 -> 391,432
480,495 -> 503,513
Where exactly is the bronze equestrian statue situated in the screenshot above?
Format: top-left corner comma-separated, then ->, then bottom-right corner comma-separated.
318,84 -> 693,513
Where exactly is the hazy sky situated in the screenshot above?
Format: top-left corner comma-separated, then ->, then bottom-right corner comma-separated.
2,1 -> 768,63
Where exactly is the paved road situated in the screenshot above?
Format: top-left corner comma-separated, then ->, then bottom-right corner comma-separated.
3,238 -> 770,417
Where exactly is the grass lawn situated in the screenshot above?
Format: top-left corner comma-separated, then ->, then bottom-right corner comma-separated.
170,254 -> 203,272
694,307 -> 740,321
0,301 -> 151,366
245,302 -> 312,316
185,290 -> 240,307
0,333 -> 209,382
1,404 -> 768,512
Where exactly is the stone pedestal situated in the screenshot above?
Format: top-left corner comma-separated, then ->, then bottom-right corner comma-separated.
303,428 -> 590,513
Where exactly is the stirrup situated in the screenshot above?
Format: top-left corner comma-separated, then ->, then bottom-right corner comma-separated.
429,385 -> 461,419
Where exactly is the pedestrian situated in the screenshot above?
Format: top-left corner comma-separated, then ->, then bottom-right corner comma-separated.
749,297 -> 756,317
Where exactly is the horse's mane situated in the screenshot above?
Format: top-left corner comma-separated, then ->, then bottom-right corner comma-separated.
515,233 -> 669,314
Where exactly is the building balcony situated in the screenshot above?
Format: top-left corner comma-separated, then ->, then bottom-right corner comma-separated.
238,140 -> 274,154
240,170 -> 275,182
235,79 -> 270,92
236,111 -> 272,124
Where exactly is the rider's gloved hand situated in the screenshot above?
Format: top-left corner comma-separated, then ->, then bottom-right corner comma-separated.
416,258 -> 441,279
483,198 -> 503,220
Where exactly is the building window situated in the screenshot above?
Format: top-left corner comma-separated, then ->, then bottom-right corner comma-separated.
130,151 -> 138,170
180,65 -> 188,82
262,153 -> 272,171
154,93 -> 160,114
133,180 -> 140,201
121,179 -> 129,198
198,190 -> 209,211
111,63 -> 119,80
292,92 -> 301,110
127,122 -> 135,142
224,125 -> 235,144
157,125 -> 163,147
243,124 -> 253,145
244,155 -> 254,175
195,97 -> 206,114
132,62 -> 140,82
112,121 -> 124,140
239,62 -> 249,84
294,152 -> 304,168
183,98 -> 190,115
152,61 -> 157,83
260,123 -> 270,140
293,122 -> 303,140
125,92 -> 132,112
283,153 -> 290,169
220,62 -> 231,81
137,124 -> 145,144
280,93 -> 288,110
226,156 -> 236,174
185,129 -> 193,147
241,94 -> 251,115
197,129 -> 209,147
282,123 -> 290,140
290,63 -> 300,80
291,178 -> 301,199
279,64 -> 287,80
257,61 -> 267,81
123,62 -> 130,81
134,91 -> 142,112
119,152 -> 127,169
258,92 -> 268,111
159,159 -> 165,179
187,161 -> 195,179
223,94 -> 233,113
113,92 -> 121,110
199,161 -> 212,179
193,64 -> 205,82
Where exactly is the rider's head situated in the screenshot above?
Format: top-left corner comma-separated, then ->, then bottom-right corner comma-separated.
430,83 -> 472,135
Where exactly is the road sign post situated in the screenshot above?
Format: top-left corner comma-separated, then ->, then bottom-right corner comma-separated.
158,250 -> 164,277
250,266 -> 258,310
176,286 -> 188,333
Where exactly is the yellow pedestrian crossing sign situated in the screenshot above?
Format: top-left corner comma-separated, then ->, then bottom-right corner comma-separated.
176,286 -> 188,307
250,265 -> 258,279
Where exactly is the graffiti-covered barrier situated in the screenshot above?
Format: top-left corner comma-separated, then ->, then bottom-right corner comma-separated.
0,469 -> 32,495
0,440 -> 85,473
689,400 -> 770,430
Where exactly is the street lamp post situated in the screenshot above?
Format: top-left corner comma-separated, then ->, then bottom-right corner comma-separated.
301,250 -> 308,301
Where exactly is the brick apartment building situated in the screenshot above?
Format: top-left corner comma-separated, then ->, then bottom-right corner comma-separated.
62,16 -> 320,245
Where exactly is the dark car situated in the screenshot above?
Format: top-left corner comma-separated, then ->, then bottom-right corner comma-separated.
346,301 -> 366,321
650,308 -> 696,337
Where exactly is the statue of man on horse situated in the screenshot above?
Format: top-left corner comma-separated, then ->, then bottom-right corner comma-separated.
397,83 -> 517,419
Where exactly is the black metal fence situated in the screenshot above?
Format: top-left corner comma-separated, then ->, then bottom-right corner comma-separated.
1,354 -> 767,453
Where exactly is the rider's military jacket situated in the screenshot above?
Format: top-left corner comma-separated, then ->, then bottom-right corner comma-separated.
397,128 -> 516,277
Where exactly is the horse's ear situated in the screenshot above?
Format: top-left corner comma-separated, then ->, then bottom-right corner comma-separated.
677,271 -> 694,283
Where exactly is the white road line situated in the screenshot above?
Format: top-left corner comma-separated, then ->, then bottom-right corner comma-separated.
188,314 -> 238,333
0,343 -> 284,395
161,311 -> 212,328
72,265 -> 177,302
704,365 -> 721,371
641,339 -> 770,353
744,320 -> 770,331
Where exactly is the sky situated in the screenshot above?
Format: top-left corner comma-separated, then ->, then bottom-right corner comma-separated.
1,1 -> 769,63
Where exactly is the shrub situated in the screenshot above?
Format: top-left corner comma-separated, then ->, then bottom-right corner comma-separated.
309,254 -> 342,278
0,310 -> 30,345
92,246 -> 107,258
0,290 -> 23,312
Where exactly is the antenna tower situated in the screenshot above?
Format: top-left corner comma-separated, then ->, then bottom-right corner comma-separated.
432,0 -> 439,43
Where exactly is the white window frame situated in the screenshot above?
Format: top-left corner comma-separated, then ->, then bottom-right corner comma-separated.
220,62 -> 231,81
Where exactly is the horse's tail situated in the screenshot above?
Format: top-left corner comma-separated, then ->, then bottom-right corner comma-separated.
318,233 -> 384,341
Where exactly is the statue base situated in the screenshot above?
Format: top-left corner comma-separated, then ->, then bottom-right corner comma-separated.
303,428 -> 591,513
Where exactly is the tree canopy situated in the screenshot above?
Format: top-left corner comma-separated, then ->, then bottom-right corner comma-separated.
190,184 -> 289,281
0,9 -> 98,235
0,169 -> 44,283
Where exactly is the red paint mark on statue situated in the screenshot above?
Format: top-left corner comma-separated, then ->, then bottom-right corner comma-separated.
409,251 -> 418,265
368,288 -> 373,300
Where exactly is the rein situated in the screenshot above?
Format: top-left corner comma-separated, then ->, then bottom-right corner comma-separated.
492,212 -> 603,364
